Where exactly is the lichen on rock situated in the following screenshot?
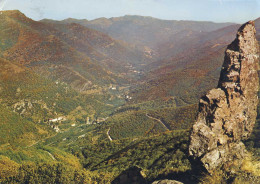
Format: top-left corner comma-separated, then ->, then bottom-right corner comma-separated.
189,21 -> 259,173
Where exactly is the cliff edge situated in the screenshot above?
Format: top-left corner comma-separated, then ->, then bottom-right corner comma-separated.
189,21 -> 259,173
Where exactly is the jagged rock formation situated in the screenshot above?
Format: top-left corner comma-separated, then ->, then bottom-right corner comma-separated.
189,21 -> 259,173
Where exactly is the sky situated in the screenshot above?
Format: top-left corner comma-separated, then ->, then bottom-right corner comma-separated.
0,0 -> 259,23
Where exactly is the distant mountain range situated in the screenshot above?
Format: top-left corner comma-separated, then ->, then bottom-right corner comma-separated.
43,15 -> 234,49
40,14 -> 250,105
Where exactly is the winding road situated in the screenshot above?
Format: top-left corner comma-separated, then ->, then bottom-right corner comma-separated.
107,128 -> 113,141
46,151 -> 56,161
146,113 -> 169,131
26,140 -> 40,148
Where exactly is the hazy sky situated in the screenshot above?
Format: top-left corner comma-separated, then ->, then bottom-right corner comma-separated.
0,0 -> 259,23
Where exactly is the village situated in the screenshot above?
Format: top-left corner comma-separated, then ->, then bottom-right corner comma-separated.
46,115 -> 109,133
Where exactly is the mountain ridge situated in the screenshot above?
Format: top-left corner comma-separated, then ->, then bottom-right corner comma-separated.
0,10 -> 147,91
41,14 -> 235,55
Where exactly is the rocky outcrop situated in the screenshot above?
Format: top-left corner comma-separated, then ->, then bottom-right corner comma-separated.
189,21 -> 259,173
152,179 -> 183,184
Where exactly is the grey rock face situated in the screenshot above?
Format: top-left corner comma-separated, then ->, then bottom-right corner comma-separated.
189,21 -> 259,173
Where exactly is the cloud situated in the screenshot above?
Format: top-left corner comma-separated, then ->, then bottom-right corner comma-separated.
0,0 -> 9,10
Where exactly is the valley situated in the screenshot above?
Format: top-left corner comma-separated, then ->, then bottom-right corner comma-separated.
0,10 -> 259,184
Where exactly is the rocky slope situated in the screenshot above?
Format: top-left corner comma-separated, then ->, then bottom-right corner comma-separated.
189,21 -> 259,173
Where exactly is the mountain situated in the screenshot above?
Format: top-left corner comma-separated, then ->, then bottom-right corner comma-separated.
52,15 -> 241,106
128,24 -> 241,105
131,19 -> 260,106
46,14 -> 260,142
1,10 -> 147,92
0,10 -> 144,136
0,10 -> 153,123
60,15 -> 234,50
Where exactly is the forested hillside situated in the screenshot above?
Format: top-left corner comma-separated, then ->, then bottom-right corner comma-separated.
0,10 -> 259,184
